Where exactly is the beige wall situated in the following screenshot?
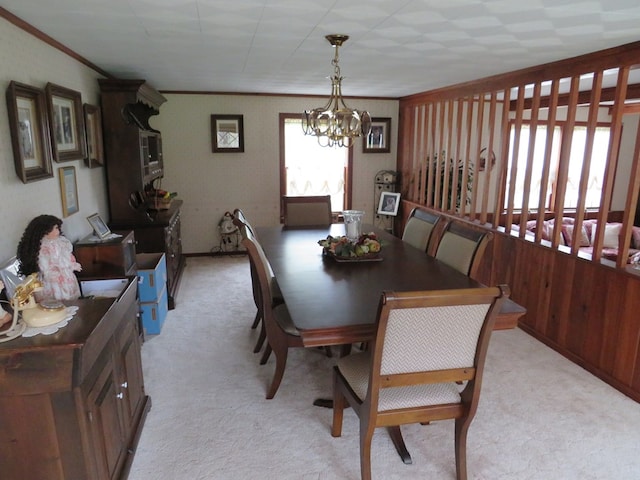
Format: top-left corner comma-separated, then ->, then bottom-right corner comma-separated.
155,94 -> 398,253
0,17 -> 107,262
1,16 -> 398,259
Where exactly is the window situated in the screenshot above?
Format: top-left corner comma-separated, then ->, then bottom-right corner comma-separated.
280,114 -> 352,214
506,122 -> 610,211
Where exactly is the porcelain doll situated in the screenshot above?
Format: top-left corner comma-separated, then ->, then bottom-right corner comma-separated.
17,215 -> 82,301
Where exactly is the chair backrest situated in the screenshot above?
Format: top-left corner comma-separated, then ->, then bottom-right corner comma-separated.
434,220 -> 493,277
233,208 -> 256,240
242,234 -> 273,303
401,208 -> 441,252
282,195 -> 332,227
368,286 -> 508,411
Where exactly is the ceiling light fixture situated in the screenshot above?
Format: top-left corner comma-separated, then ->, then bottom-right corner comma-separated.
302,34 -> 371,148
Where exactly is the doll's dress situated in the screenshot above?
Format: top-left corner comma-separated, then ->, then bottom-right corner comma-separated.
38,236 -> 82,300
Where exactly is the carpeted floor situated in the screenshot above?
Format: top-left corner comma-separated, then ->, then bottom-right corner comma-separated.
128,256 -> 640,480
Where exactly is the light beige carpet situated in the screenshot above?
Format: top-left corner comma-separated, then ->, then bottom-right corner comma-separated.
129,256 -> 640,480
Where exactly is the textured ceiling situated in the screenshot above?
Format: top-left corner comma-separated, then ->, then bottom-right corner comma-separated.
2,0 -> 640,97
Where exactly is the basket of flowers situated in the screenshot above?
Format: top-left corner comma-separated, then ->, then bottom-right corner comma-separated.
318,232 -> 383,262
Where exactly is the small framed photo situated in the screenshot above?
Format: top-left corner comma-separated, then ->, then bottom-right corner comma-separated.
83,103 -> 104,168
377,192 -> 400,216
59,166 -> 79,217
46,83 -> 86,162
211,114 -> 244,152
86,213 -> 111,239
5,81 -> 54,183
363,117 -> 391,153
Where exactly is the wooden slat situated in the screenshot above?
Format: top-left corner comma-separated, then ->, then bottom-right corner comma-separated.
549,75 -> 579,248
444,99 -> 455,212
594,67 -> 628,264
461,96 -> 474,218
451,98 -> 465,215
469,94 -> 485,221
480,92 -> 498,224
571,71 -> 603,254
534,79 -> 560,240
505,85 -> 526,233
519,81 -> 542,229
493,88 -> 512,229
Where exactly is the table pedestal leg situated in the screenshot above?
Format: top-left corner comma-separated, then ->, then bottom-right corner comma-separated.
388,426 -> 412,464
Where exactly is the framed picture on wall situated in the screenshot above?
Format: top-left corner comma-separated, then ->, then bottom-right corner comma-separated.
46,83 -> 86,162
83,103 -> 104,168
211,114 -> 244,152
5,81 -> 54,183
59,166 -> 79,217
377,191 -> 400,216
363,117 -> 391,153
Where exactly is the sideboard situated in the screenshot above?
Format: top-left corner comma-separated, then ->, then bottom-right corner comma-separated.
0,277 -> 150,480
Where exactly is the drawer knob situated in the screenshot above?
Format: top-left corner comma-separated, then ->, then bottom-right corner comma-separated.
121,381 -> 128,389
116,392 -> 124,400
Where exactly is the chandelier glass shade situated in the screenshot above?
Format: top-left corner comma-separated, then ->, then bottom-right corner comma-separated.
302,34 -> 371,148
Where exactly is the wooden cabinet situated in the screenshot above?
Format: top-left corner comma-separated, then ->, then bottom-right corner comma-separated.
74,230 -> 137,279
0,278 -> 150,480
98,78 -> 184,307
111,202 -> 184,309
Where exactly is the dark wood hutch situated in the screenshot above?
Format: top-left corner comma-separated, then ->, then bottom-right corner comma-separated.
98,79 -> 184,308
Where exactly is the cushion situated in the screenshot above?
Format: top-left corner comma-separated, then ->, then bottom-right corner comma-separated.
563,224 -> 591,247
593,223 -> 621,249
402,217 -> 434,251
435,232 -> 478,275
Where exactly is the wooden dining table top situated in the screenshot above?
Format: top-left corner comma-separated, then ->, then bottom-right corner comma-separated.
255,224 -> 525,347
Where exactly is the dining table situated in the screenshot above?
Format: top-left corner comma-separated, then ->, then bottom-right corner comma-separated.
255,223 -> 526,464
255,223 -> 525,348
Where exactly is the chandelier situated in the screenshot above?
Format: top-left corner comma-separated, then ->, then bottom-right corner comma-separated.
302,34 -> 371,148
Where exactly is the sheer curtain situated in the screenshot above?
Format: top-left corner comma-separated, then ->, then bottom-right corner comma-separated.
284,119 -> 347,211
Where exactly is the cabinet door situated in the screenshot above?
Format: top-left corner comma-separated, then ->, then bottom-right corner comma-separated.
86,354 -> 126,480
116,317 -> 145,430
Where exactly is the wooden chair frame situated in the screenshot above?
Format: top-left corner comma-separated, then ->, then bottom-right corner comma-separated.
332,286 -> 508,480
242,235 -> 304,399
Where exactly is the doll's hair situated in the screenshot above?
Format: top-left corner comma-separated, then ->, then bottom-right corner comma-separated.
16,215 -> 63,276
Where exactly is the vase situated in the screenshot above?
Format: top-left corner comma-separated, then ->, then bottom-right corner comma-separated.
343,210 -> 364,241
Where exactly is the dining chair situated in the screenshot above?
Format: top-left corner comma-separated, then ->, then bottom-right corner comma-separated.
401,208 -> 442,253
433,220 -> 493,278
331,285 -> 508,480
282,195 -> 332,227
242,234 -> 304,399
233,210 -> 282,354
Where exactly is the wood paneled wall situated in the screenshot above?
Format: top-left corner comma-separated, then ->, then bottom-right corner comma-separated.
397,41 -> 640,402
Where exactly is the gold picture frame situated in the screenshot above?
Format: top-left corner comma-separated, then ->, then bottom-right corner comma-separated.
46,83 -> 86,162
59,166 -> 79,217
5,81 -> 54,183
211,114 -> 244,152
83,103 -> 104,168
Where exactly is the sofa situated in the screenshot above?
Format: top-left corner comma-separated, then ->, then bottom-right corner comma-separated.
513,217 -> 640,264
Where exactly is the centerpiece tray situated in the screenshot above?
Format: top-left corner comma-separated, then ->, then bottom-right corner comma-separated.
323,251 -> 382,262
318,233 -> 383,263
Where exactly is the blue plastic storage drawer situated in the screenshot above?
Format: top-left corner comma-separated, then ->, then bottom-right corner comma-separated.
140,286 -> 168,335
137,253 -> 166,303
